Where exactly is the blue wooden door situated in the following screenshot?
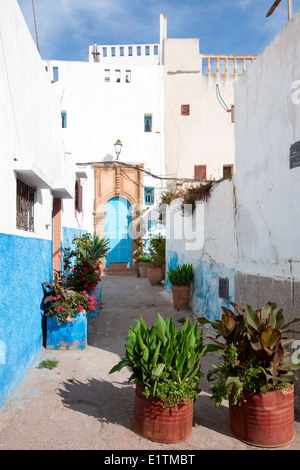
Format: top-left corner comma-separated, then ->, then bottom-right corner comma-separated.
105,197 -> 132,267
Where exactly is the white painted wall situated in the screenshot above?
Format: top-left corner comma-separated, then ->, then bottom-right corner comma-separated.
234,10 -> 300,279
166,179 -> 236,267
43,60 -> 165,179
0,0 -> 75,239
163,38 -> 237,180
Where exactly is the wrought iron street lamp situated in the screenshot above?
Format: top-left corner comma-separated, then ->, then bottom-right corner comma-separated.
114,139 -> 123,160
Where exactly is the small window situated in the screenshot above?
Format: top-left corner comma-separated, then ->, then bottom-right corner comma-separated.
120,47 -> 124,56
115,69 -> 121,82
103,47 -> 107,57
145,46 -> 150,56
53,66 -> 59,81
194,165 -> 207,180
105,69 -> 110,82
128,46 -> 133,56
154,45 -> 158,56
16,179 -> 35,232
111,47 -> 115,57
137,46 -> 141,56
181,105 -> 190,116
223,165 -> 234,178
126,70 -> 131,83
144,187 -> 154,205
61,112 -> 67,128
144,114 -> 152,132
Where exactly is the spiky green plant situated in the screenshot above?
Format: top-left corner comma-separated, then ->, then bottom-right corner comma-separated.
167,263 -> 194,286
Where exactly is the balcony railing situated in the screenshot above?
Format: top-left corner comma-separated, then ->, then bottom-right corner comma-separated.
202,54 -> 257,75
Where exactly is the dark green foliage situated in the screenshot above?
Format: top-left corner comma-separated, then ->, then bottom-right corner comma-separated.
198,301 -> 300,406
167,263 -> 194,286
148,234 -> 165,267
110,314 -> 211,408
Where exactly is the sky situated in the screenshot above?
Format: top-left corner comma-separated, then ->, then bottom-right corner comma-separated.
17,0 -> 300,62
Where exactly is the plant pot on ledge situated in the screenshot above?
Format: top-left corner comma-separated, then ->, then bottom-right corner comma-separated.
167,263 -> 194,310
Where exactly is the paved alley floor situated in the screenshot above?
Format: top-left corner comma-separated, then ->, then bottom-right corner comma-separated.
0,275 -> 300,452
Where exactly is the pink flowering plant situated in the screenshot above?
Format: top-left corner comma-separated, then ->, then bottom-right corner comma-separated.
63,233 -> 109,292
42,273 -> 100,324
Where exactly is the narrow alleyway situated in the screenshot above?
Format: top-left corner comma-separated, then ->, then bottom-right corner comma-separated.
0,276 -> 299,451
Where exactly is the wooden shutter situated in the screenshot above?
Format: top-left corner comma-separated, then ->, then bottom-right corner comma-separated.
194,165 -> 207,180
75,180 -> 83,212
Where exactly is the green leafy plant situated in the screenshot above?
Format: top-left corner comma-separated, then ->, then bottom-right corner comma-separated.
110,314 -> 211,409
198,301 -> 300,406
136,255 -> 151,263
63,233 -> 109,292
38,359 -> 59,370
167,263 -> 194,286
148,234 -> 166,267
42,273 -> 100,324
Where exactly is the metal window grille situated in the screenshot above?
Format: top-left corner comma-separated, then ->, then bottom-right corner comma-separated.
16,179 -> 34,231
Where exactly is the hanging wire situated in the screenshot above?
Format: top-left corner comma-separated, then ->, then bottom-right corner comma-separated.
32,0 -> 40,53
216,84 -> 230,112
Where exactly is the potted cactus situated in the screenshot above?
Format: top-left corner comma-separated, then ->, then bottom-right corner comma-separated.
198,301 -> 300,447
167,263 -> 194,310
109,314 -> 211,443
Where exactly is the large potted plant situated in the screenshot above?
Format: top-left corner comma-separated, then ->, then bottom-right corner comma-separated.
42,273 -> 100,349
147,234 -> 165,286
167,263 -> 194,310
64,233 -> 109,314
136,255 -> 151,278
110,314 -> 209,443
198,301 -> 300,447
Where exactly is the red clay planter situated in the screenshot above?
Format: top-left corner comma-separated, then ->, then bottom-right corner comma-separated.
147,266 -> 163,286
171,285 -> 191,310
132,385 -> 193,443
229,385 -> 295,447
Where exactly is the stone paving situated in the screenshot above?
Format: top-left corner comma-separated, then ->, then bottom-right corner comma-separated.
0,275 -> 299,451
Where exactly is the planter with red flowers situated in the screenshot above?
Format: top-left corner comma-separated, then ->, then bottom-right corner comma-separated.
42,274 -> 100,349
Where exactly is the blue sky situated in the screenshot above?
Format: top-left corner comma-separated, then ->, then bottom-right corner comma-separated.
17,0 -> 300,62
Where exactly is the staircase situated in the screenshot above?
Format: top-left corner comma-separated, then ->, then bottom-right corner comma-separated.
101,263 -> 138,277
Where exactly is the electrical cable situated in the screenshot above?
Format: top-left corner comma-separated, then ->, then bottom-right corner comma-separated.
216,84 -> 230,112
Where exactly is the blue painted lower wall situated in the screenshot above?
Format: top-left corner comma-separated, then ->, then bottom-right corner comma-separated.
166,250 -> 235,322
0,232 -> 52,408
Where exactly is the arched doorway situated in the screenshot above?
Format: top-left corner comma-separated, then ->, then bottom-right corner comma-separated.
105,197 -> 132,267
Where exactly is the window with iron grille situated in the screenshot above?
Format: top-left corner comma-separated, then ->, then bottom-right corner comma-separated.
16,179 -> 35,231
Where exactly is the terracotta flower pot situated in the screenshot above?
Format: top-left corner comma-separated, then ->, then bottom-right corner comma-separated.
137,262 -> 149,278
147,266 -> 163,286
229,385 -> 294,447
172,285 -> 190,310
132,385 -> 193,443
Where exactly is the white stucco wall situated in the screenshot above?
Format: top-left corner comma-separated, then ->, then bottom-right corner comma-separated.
43,59 -> 165,179
234,10 -> 300,279
0,0 -> 75,239
163,38 -> 237,180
